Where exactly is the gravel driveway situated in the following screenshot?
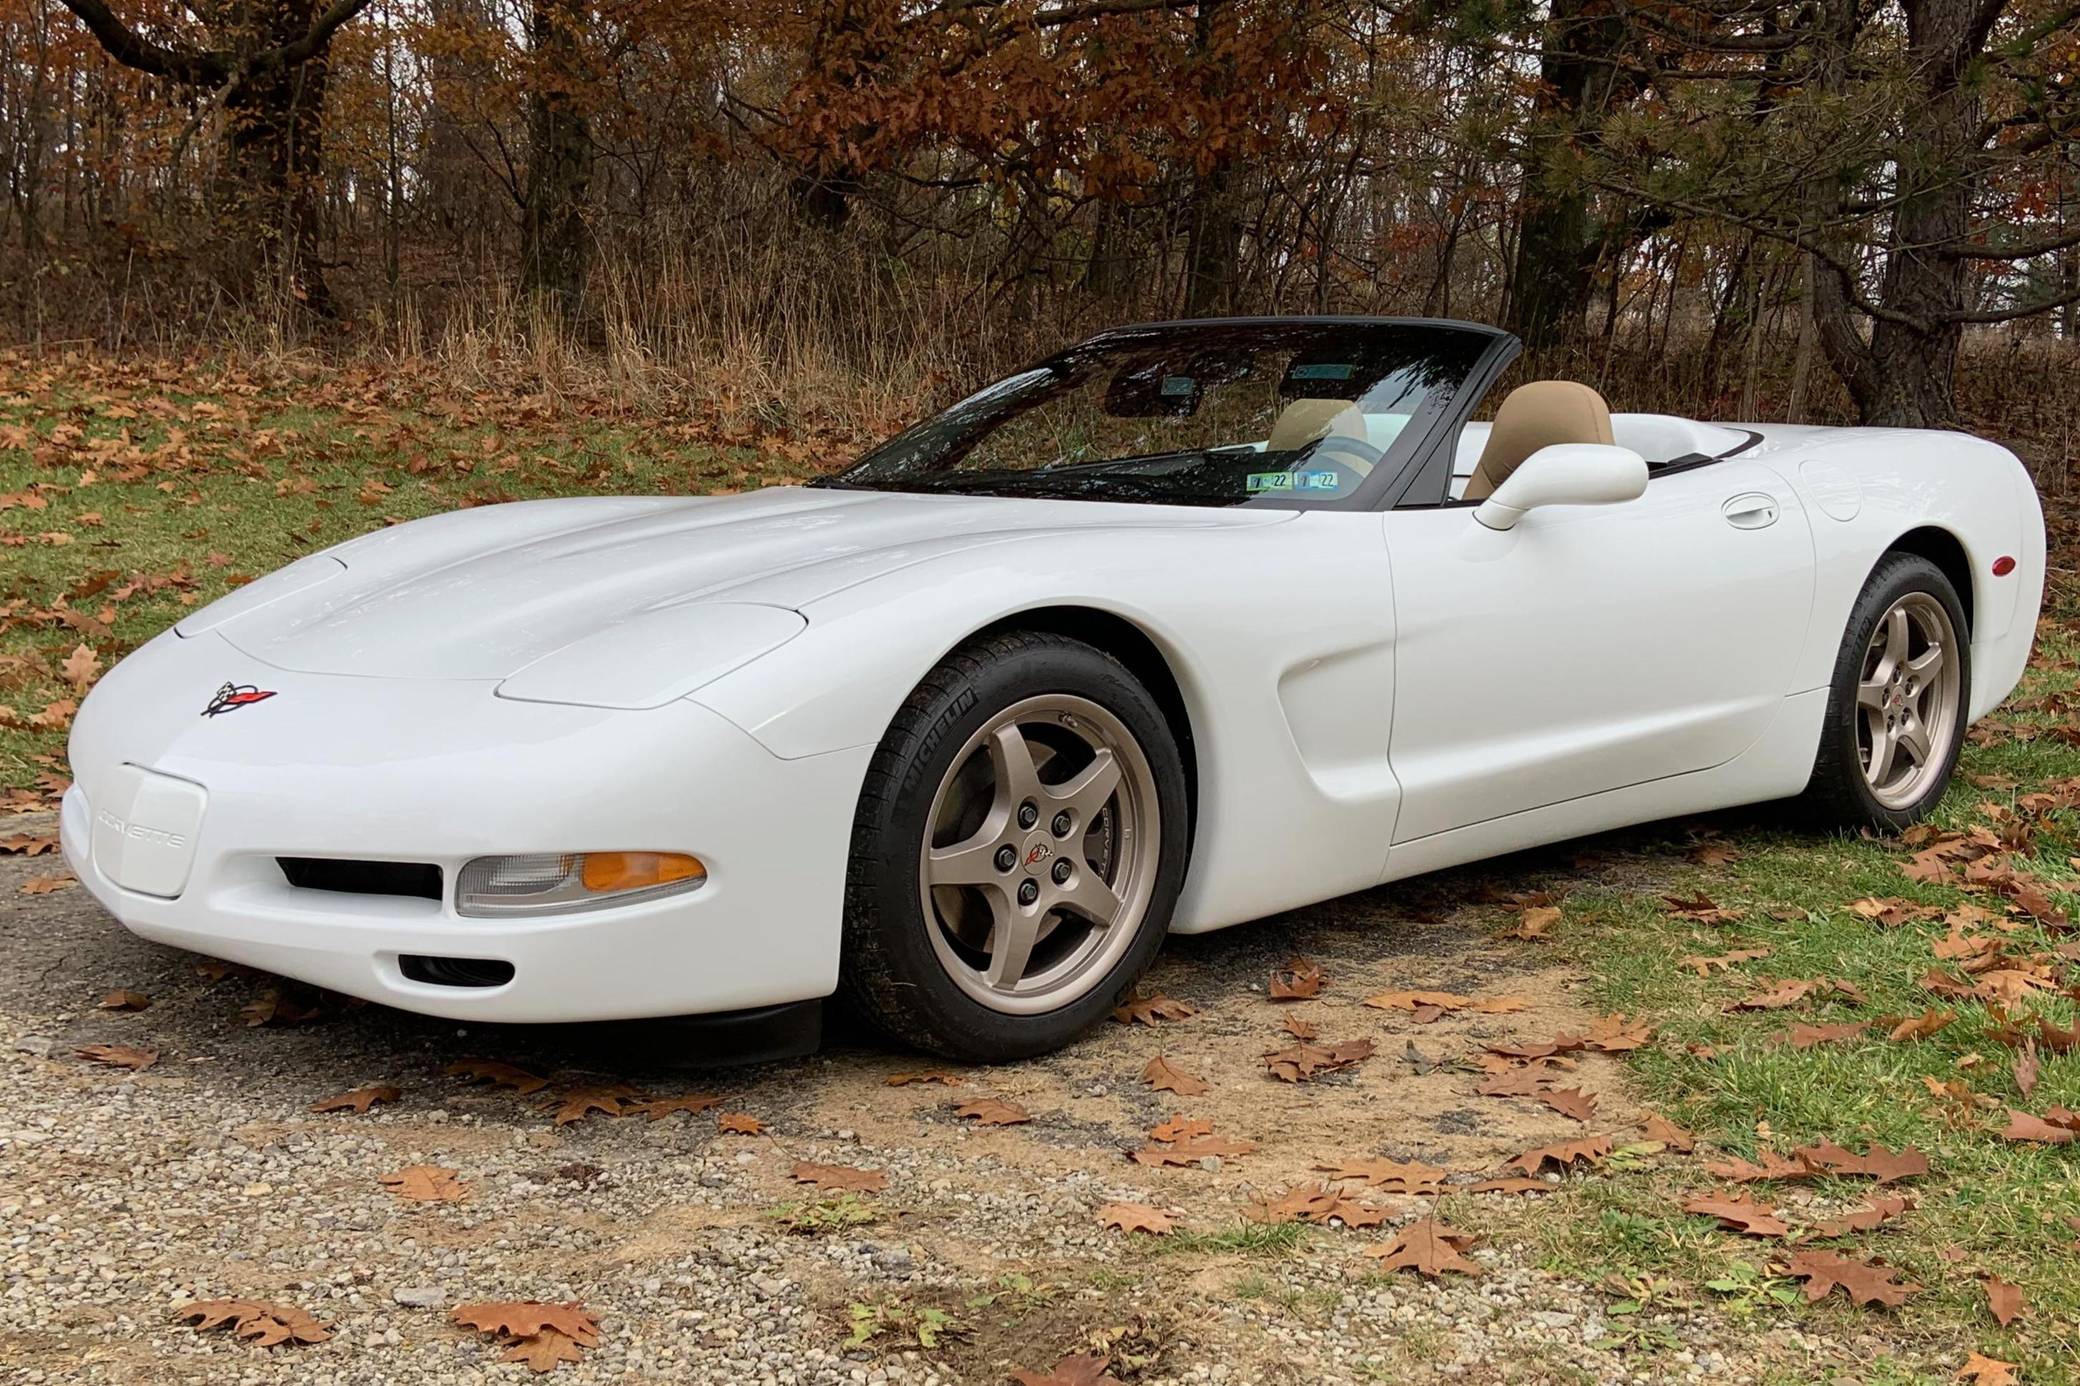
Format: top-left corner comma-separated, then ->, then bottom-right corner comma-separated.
2,813 -> 1926,1384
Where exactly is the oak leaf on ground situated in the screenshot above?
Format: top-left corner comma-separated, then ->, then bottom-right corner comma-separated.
1792,1140 -> 1929,1183
1111,992 -> 1197,1026
1983,1276 -> 2025,1326
1143,1054 -> 1210,1096
76,1043 -> 157,1070
1268,957 -> 1324,999
1807,1195 -> 1914,1238
1150,1115 -> 1212,1143
1679,948 -> 1772,975
1999,1106 -> 2080,1144
1783,1249 -> 1920,1308
791,1161 -> 887,1193
1506,1135 -> 1613,1175
1263,1038 -> 1374,1082
240,987 -> 325,1027
716,1112 -> 764,1134
1010,1355 -> 1122,1386
380,1165 -> 468,1202
174,1298 -> 331,1347
952,1097 -> 1031,1126
451,1301 -> 601,1374
1312,1157 -> 1446,1195
1955,1354 -> 2018,1386
311,1084 -> 400,1114
627,1094 -> 724,1119
443,1059 -> 548,1094
1362,990 -> 1527,1021
1363,1217 -> 1481,1277
97,989 -> 149,1011
1095,1202 -> 1174,1235
1682,1190 -> 1789,1237
1129,1132 -> 1257,1167
1538,1087 -> 1598,1122
546,1085 -> 640,1126
884,1071 -> 964,1087
1640,1113 -> 1697,1153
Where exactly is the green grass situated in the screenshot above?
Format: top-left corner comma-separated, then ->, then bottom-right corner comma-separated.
0,355 -> 814,796
1551,613 -> 2080,1378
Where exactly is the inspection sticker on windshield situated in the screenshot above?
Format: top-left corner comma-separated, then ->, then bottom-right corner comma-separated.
1248,470 -> 1342,494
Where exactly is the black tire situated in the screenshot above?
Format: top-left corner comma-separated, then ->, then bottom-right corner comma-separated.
840,630 -> 1189,1060
1800,552 -> 1971,831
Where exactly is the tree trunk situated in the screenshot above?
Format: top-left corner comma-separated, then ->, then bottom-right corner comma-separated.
1180,0 -> 1238,316
1507,0 -> 1630,347
214,6 -> 335,314
520,0 -> 590,313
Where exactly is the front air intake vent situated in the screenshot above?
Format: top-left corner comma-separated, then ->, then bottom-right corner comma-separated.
399,955 -> 516,988
278,857 -> 443,901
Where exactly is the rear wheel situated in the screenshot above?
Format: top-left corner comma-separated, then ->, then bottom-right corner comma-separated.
1802,553 -> 1969,830
840,631 -> 1187,1060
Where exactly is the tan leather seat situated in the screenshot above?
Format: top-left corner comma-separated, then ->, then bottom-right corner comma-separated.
1268,398 -> 1368,455
1461,381 -> 1615,501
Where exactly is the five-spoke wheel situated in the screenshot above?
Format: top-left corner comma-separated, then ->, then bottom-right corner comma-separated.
841,631 -> 1187,1060
1806,552 -> 1970,829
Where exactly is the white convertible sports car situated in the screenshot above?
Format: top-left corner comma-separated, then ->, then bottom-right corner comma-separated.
62,317 -> 2044,1060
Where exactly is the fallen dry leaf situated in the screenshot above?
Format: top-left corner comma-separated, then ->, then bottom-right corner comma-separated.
1281,1012 -> 1320,1041
1507,1135 -> 1613,1176
545,1086 -> 639,1126
716,1112 -> 763,1134
1010,1355 -> 1123,1386
97,989 -> 150,1011
627,1094 -> 724,1119
1149,1115 -> 1212,1143
1363,1217 -> 1482,1277
1263,1037 -> 1375,1082
1128,1132 -> 1257,1167
1503,905 -> 1560,940
1095,1202 -> 1174,1235
76,1043 -> 156,1070
1780,1021 -> 1871,1049
884,1071 -> 963,1087
1792,1140 -> 1930,1183
1143,1054 -> 1210,1096
451,1302 -> 600,1375
1983,1275 -> 2025,1326
1680,948 -> 1772,975
444,1059 -> 549,1094
311,1084 -> 400,1114
1362,989 -> 1527,1021
1999,1106 -> 2080,1144
1886,1008 -> 1960,1042
1807,1195 -> 1914,1238
380,1165 -> 468,1202
952,1096 -> 1031,1126
1641,1113 -> 1697,1153
1955,1354 -> 2018,1386
240,988 -> 325,1027
791,1161 -> 886,1193
1312,1157 -> 1446,1195
1538,1087 -> 1599,1122
21,874 -> 73,895
60,642 -> 100,692
1111,992 -> 1197,1026
1268,957 -> 1324,1000
1783,1248 -> 1920,1308
174,1298 -> 331,1347
1683,1190 -> 1790,1237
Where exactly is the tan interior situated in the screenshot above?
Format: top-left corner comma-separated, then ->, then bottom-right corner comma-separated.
1267,398 -> 1367,454
1461,380 -> 1615,501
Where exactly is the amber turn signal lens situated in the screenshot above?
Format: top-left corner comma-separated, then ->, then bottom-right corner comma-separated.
579,851 -> 706,893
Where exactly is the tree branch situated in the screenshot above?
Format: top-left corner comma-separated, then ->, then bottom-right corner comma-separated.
57,0 -> 224,83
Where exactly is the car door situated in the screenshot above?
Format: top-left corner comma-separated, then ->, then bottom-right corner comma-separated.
1381,459 -> 1814,845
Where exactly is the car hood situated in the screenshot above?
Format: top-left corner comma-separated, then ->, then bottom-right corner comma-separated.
192,486 -> 1290,681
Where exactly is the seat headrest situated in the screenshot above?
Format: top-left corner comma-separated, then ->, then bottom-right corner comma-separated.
1268,398 -> 1366,453
1465,381 -> 1614,500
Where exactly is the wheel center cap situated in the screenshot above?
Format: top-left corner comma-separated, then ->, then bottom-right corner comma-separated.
1020,835 -> 1054,875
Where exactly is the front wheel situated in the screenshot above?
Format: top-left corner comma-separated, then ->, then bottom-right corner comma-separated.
1801,552 -> 1970,830
840,631 -> 1188,1061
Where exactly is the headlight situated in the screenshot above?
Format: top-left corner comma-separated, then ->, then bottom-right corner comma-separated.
456,851 -> 706,918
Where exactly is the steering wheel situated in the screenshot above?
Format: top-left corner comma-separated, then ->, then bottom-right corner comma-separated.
1307,434 -> 1385,473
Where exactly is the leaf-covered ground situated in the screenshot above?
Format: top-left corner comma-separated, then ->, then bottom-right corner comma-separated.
3,351 -> 2078,1383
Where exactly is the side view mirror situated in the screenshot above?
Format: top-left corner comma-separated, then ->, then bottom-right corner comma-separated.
1474,443 -> 1648,531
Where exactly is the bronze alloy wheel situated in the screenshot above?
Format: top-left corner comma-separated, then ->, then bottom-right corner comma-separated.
1855,591 -> 1963,810
916,694 -> 1162,1014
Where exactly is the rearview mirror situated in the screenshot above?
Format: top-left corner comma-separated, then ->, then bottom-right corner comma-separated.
1474,443 -> 1648,531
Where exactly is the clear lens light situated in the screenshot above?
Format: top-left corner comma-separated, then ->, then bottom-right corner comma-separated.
457,851 -> 706,918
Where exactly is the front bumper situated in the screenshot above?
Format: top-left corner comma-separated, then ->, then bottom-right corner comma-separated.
60,630 -> 873,1023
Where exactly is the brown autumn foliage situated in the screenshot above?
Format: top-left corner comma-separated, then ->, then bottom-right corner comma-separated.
452,1301 -> 601,1374
380,1165 -> 469,1202
790,1162 -> 887,1194
174,1298 -> 331,1347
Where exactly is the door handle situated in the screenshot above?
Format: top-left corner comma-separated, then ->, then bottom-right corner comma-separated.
1722,493 -> 1779,530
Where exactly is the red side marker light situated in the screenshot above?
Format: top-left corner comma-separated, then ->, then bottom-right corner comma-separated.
1992,555 -> 2016,577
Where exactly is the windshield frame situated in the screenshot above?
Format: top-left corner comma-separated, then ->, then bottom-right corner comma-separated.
818,316 -> 1522,512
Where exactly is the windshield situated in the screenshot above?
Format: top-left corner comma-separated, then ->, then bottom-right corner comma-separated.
822,321 -> 1496,508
